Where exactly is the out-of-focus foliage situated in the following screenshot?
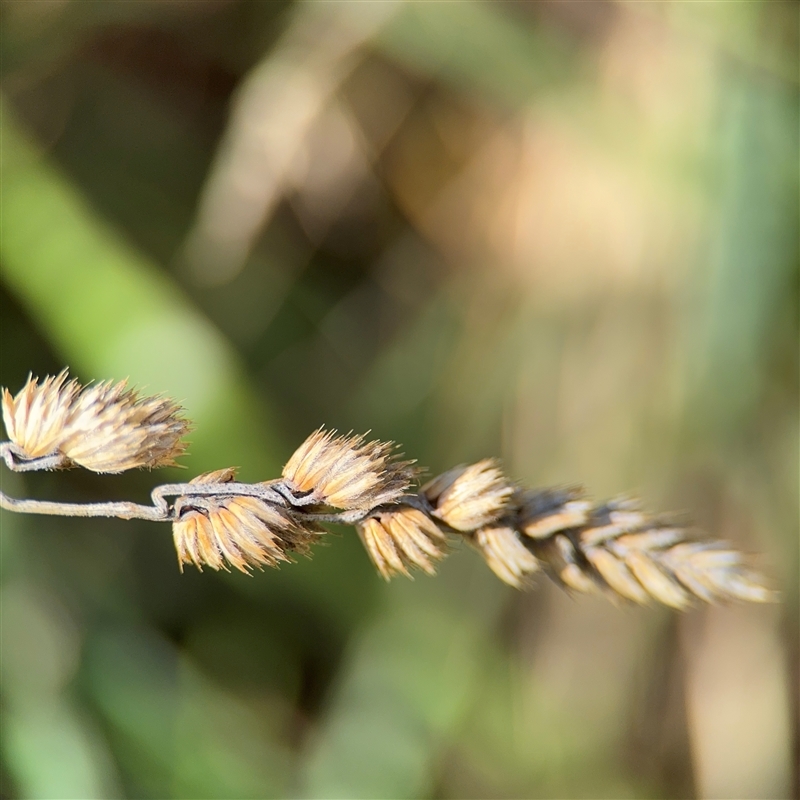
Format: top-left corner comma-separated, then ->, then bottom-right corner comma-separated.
0,2 -> 796,798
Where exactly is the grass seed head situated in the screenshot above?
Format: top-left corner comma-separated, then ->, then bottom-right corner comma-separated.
172,469 -> 321,573
1,370 -> 191,472
522,492 -> 777,607
282,427 -> 417,510
2,370 -> 80,459
356,506 -> 448,580
470,526 -> 541,589
517,487 -> 592,539
423,459 -> 514,532
59,379 -> 191,472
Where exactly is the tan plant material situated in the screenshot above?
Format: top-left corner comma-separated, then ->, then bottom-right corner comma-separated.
356,506 -> 448,579
423,459 -> 514,532
2,370 -> 191,472
517,486 -> 592,539
469,526 -> 540,589
2,370 -> 79,459
521,496 -> 776,607
172,469 -> 320,573
0,371 -> 776,610
282,427 -> 416,510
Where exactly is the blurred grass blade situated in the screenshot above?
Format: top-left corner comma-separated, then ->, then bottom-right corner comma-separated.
3,701 -> 119,800
300,594 -> 484,798
183,0 -> 400,284
692,77 -> 798,439
84,627 -> 291,798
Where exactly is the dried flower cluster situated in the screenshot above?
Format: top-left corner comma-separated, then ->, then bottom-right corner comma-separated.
0,371 -> 776,610
2,370 -> 190,472
281,427 -> 416,511
509,494 -> 773,607
356,507 -> 448,579
423,460 -> 514,532
172,468 -> 322,573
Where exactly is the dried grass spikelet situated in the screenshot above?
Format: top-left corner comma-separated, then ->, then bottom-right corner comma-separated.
525,495 -> 776,608
2,370 -> 191,472
356,506 -> 448,579
470,526 -> 540,589
517,486 -> 592,539
2,370 -> 80,459
281,427 -> 416,511
657,541 -> 775,604
59,379 -> 190,472
532,533 -> 599,594
423,459 -> 514,532
173,469 -> 320,573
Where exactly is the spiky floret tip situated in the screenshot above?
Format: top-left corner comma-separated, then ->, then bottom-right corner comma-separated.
1,369 -> 191,473
281,427 -> 417,511
172,468 -> 321,573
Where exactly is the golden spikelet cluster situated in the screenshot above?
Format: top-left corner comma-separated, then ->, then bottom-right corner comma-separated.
1,371 -> 78,459
519,495 -> 776,608
517,487 -> 593,539
469,526 -> 541,589
423,459 -> 514,532
356,507 -> 448,579
172,469 -> 320,573
2,370 -> 190,472
0,370 -> 775,610
412,461 -> 774,607
281,428 -> 416,511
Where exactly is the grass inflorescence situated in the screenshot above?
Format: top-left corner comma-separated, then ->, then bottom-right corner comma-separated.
0,371 -> 776,609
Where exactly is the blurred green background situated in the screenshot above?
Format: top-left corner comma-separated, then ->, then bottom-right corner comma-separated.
0,2 -> 797,798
